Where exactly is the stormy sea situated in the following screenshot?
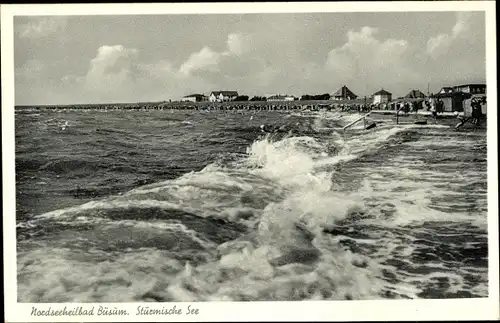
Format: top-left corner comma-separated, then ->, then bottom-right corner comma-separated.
15,109 -> 488,302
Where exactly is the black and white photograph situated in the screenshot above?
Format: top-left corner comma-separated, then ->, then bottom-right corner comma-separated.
2,1 -> 499,322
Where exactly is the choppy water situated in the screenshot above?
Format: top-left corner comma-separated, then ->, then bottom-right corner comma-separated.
15,109 -> 488,302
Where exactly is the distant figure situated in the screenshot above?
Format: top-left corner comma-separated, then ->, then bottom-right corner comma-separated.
428,98 -> 435,112
411,101 -> 420,113
436,98 -> 445,114
404,102 -> 410,115
471,98 -> 483,126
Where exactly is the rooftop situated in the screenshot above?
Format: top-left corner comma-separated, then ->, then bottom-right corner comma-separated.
184,94 -> 205,98
373,89 -> 392,95
431,91 -> 472,98
405,89 -> 426,98
211,91 -> 239,96
333,85 -> 357,98
454,83 -> 486,88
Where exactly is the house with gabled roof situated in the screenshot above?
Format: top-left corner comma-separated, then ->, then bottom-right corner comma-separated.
209,91 -> 239,102
405,89 -> 426,99
181,94 -> 208,102
332,85 -> 357,100
372,89 -> 392,104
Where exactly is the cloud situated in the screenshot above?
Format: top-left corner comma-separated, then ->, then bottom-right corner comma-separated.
56,44 -> 215,103
14,13 -> 485,105
452,12 -> 473,37
140,60 -> 213,99
325,27 -> 419,94
56,45 -> 144,103
58,28 -> 414,103
61,35 -> 268,103
179,33 -> 251,76
426,12 -> 473,58
179,47 -> 221,76
426,34 -> 452,58
84,45 -> 139,90
18,29 -> 331,104
17,17 -> 67,39
225,33 -> 252,56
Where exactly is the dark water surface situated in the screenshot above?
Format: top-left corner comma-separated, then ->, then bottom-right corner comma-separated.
15,109 -> 488,302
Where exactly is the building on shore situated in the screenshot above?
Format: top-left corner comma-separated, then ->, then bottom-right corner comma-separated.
453,83 -> 486,95
332,85 -> 357,100
267,94 -> 296,101
429,83 -> 486,112
431,92 -> 471,112
209,91 -> 239,102
405,89 -> 426,99
372,89 -> 392,104
181,94 -> 208,102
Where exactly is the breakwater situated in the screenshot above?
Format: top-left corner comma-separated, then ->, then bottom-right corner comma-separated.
15,99 -> 368,111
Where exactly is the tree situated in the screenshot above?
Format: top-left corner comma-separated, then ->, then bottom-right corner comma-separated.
234,95 -> 249,101
250,96 -> 267,101
318,93 -> 331,100
300,93 -> 330,100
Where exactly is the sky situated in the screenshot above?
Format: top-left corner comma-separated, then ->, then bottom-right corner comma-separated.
14,11 -> 486,105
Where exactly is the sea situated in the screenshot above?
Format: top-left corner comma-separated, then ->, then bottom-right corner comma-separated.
14,109 -> 488,302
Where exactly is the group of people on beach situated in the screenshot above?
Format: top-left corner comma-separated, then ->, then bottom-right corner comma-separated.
339,104 -> 371,113
454,96 -> 484,129
376,100 -> 424,113
470,97 -> 484,125
427,98 -> 445,119
340,102 -> 418,113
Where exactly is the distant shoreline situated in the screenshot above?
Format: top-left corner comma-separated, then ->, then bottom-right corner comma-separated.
14,100 -> 486,121
14,97 -> 437,111
14,99 -> 365,110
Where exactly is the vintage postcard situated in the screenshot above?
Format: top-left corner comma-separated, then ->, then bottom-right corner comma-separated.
2,1 -> 499,322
